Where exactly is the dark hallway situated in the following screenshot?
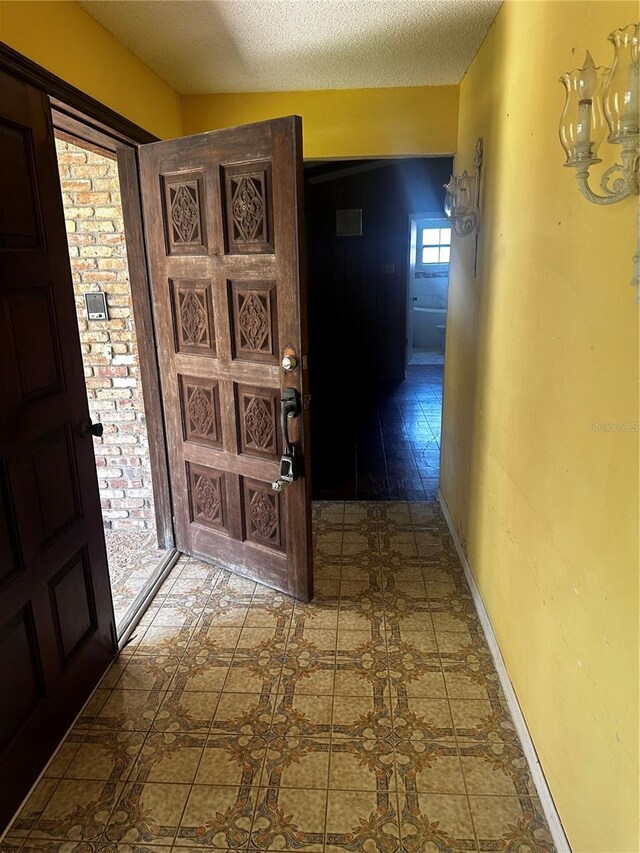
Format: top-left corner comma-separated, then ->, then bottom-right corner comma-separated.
313,365 -> 443,500
305,157 -> 450,502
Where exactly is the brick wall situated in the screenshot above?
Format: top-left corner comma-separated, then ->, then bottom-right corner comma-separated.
56,137 -> 156,532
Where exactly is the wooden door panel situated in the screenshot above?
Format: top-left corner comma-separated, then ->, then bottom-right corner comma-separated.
0,604 -> 44,751
139,117 -> 311,600
236,383 -> 282,460
170,278 -> 217,356
49,548 -> 97,664
179,375 -> 224,449
229,279 -> 279,363
3,284 -> 63,404
222,162 -> 274,254
0,117 -> 43,250
0,70 -> 115,829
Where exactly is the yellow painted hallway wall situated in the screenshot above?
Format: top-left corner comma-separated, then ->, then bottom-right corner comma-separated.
0,0 -> 182,138
182,86 -> 458,158
440,1 -> 639,850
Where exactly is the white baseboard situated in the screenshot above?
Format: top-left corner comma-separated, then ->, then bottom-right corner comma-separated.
437,488 -> 572,853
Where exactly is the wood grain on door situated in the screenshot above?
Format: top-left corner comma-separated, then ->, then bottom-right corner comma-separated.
138,117 -> 312,601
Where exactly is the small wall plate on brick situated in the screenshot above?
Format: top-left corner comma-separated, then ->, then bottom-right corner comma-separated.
85,291 -> 108,321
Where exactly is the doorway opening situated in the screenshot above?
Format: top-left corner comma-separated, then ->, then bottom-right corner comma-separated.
54,132 -> 171,636
407,214 -> 451,367
305,157 -> 452,501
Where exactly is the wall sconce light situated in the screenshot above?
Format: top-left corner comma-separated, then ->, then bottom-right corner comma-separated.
559,23 -> 639,297
443,137 -> 483,237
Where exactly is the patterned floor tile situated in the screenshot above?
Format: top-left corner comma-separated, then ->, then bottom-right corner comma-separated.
0,838 -> 24,853
43,731 -> 86,780
152,689 -> 221,734
391,697 -> 456,741
105,782 -> 191,844
272,693 -> 333,737
328,740 -> 396,791
176,785 -> 255,848
449,699 -> 517,744
100,845 -> 173,853
31,780 -> 122,841
131,733 -> 207,784
63,731 -> 145,783
22,842 -> 99,852
468,796 -> 554,851
171,657 -> 231,694
131,626 -> 196,657
394,741 -> 466,795
398,791 -> 477,851
195,734 -> 267,788
251,787 -> 327,851
93,689 -> 166,733
261,736 -> 331,790
4,502 -> 556,852
8,780 -> 60,838
107,655 -> 181,692
325,789 -> 400,852
213,693 -> 274,738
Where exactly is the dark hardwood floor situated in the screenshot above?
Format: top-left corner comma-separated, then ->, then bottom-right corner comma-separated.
312,365 -> 443,501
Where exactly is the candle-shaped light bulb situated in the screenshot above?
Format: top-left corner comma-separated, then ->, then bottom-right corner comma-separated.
444,179 -> 454,217
576,52 -> 596,146
577,99 -> 592,145
579,51 -> 598,98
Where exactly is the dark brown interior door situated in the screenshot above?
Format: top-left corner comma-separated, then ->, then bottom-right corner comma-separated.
138,116 -> 312,600
0,70 -> 115,827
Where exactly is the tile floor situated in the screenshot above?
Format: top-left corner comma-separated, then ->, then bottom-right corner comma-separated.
105,530 -> 167,630
2,502 -> 555,852
313,366 -> 444,502
407,349 -> 444,366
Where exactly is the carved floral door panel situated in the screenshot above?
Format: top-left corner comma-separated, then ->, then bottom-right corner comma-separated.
138,117 -> 312,600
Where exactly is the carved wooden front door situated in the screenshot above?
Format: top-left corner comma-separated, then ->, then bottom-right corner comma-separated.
0,70 -> 115,826
138,117 -> 312,600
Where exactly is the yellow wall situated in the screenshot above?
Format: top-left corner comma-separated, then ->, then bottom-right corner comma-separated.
0,0 -> 182,138
441,2 -> 639,850
182,87 -> 458,158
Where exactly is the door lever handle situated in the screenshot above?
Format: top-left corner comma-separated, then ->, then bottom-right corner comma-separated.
280,387 -> 300,455
272,388 -> 300,491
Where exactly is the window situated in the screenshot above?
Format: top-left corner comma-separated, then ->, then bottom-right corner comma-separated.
420,226 -> 451,265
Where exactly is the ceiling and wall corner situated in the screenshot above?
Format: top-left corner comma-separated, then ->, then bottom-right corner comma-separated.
0,0 -> 183,138
0,0 -> 495,156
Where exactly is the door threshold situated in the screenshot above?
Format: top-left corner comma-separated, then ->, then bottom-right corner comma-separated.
117,547 -> 181,651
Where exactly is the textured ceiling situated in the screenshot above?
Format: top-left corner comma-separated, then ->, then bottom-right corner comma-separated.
79,0 -> 502,94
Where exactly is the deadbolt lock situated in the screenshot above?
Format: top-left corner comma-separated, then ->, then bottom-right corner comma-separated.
281,346 -> 298,371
